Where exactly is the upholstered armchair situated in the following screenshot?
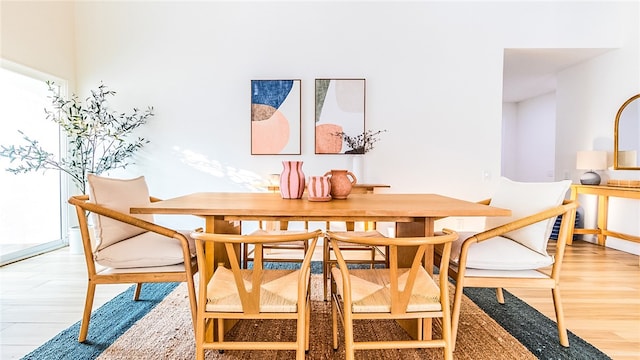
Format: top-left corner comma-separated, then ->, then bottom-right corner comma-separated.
436,177 -> 577,349
68,174 -> 198,342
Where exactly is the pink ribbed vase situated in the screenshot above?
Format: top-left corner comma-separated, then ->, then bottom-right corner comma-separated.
280,161 -> 305,199
307,176 -> 331,199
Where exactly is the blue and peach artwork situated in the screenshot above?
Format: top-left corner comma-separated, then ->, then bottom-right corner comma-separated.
251,80 -> 301,155
315,79 -> 365,154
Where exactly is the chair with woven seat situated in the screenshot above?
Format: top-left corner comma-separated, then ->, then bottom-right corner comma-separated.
68,174 -> 198,342
191,228 -> 323,360
436,177 -> 577,349
241,220 -> 310,269
327,229 -> 459,360
322,221 -> 388,301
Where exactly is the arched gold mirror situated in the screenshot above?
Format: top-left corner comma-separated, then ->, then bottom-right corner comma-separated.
614,93 -> 640,170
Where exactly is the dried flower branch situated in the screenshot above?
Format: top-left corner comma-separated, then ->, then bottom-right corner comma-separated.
334,129 -> 387,154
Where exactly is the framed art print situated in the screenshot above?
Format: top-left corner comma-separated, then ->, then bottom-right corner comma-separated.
314,78 -> 365,154
251,79 -> 301,155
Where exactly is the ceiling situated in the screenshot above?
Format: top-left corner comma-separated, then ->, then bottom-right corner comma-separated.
502,48 -> 613,103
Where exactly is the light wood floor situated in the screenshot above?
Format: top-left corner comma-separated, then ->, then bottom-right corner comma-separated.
0,240 -> 638,359
508,240 -> 640,360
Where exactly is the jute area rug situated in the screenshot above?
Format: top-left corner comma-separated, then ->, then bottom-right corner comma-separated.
97,275 -> 535,359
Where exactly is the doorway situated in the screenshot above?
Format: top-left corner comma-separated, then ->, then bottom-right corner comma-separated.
500,48 -> 612,182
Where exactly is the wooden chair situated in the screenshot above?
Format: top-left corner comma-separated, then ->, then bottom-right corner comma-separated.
327,229 -> 459,360
68,175 -> 198,342
436,177 -> 577,349
322,221 -> 388,301
191,229 -> 323,360
241,220 -> 310,269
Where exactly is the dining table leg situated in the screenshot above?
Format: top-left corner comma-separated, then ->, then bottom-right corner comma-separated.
395,217 -> 435,340
203,216 -> 242,342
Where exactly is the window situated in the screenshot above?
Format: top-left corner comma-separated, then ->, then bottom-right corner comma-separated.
0,63 -> 67,265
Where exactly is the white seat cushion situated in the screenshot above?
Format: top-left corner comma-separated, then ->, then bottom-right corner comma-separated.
485,177 -> 571,255
450,231 -> 555,270
461,268 -> 551,278
95,230 -> 195,268
88,174 -> 155,251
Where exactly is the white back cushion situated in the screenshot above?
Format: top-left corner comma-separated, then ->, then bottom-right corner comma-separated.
88,174 -> 154,251
485,177 -> 571,255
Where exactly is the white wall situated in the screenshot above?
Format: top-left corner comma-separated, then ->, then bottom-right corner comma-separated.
0,1 -> 76,88
70,1 -> 638,193
2,1 -> 639,250
553,4 -> 640,254
501,102 -> 518,180
502,92 -> 557,182
69,1 -> 507,201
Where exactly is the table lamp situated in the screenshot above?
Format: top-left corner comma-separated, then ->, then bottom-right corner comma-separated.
576,150 -> 607,185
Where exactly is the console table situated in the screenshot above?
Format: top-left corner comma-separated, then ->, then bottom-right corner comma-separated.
569,184 -> 640,246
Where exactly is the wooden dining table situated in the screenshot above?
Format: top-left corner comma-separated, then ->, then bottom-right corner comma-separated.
131,192 -> 510,340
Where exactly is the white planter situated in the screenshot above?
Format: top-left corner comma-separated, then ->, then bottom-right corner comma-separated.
351,155 -> 364,183
68,226 -> 83,254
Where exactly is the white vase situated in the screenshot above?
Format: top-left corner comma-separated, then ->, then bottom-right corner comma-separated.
68,225 -> 96,254
68,226 -> 84,254
351,155 -> 364,183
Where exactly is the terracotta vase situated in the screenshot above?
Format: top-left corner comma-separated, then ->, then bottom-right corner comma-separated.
323,169 -> 357,200
280,161 -> 305,199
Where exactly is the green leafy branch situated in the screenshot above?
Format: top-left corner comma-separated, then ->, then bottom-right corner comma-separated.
0,81 -> 154,194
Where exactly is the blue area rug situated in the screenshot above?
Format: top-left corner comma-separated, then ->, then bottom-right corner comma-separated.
22,262 -> 611,359
21,282 -> 178,360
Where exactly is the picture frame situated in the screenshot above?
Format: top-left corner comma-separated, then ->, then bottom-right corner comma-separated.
251,79 -> 301,155
314,78 -> 366,154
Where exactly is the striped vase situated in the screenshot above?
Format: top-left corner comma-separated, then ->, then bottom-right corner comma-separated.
280,161 -> 305,199
307,175 -> 331,199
